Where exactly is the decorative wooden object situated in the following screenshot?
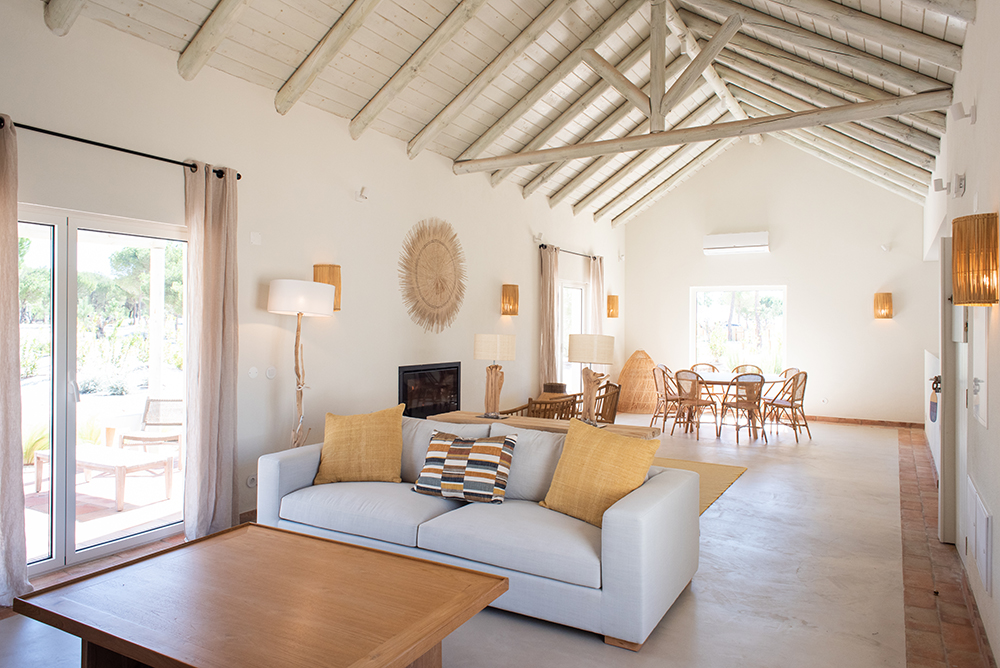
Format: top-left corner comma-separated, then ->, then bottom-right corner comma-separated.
874,292 -> 894,319
313,264 -> 342,311
618,350 -> 658,413
580,367 -> 608,424
607,295 -> 619,318
953,213 -> 999,306
502,284 -> 519,315
399,219 -> 467,333
484,365 -> 505,417
474,334 -> 515,418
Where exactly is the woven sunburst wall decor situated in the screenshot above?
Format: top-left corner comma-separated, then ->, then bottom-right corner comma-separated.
398,218 -> 467,333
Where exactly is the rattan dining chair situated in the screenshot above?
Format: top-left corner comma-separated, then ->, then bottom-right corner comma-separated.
650,365 -> 680,429
763,371 -> 812,442
764,367 -> 800,400
594,382 -> 621,424
732,364 -> 763,374
718,373 -> 767,443
500,395 -> 578,420
671,370 -> 717,440
691,362 -> 719,374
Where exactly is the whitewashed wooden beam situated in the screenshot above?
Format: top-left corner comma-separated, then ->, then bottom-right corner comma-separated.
522,52 -> 693,199
718,63 -> 935,172
453,89 -> 952,174
677,0 -> 944,94
177,0 -> 251,81
44,0 -> 86,36
900,0 -> 975,24
754,0 -> 960,71
681,10 -> 945,145
610,139 -> 739,227
659,13 -> 740,117
406,0 -> 576,158
731,86 -> 930,189
275,0 -> 385,115
458,0 -> 648,162
585,105 -> 729,218
581,50 -> 651,117
349,0 -> 490,139
663,0 -> 754,142
649,0 -> 668,133
567,94 -> 721,213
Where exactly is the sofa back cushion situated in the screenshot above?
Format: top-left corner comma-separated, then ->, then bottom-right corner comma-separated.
314,404 -> 405,485
489,423 -> 565,502
400,417 -> 490,483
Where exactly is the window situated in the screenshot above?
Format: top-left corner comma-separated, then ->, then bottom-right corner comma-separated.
558,282 -> 587,393
692,287 -> 786,373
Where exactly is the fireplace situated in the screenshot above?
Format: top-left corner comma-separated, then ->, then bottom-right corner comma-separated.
398,362 -> 461,419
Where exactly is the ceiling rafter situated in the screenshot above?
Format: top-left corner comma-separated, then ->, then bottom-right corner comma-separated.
177,0 -> 251,81
899,0 -> 975,24
581,49 -> 652,116
649,0 -> 668,132
658,13 -> 741,118
44,0 -> 86,36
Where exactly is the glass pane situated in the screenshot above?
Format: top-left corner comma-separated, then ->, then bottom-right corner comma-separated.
560,285 -> 585,393
20,222 -> 54,564
75,230 -> 186,551
693,288 -> 787,372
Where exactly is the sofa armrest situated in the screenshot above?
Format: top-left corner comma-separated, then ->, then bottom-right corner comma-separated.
600,466 -> 700,645
256,443 -> 323,526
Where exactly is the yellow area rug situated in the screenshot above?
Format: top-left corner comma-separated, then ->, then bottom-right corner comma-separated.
652,458 -> 747,515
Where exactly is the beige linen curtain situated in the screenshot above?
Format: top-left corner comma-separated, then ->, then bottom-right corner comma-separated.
0,116 -> 32,606
184,162 -> 239,540
539,245 -> 559,389
588,255 -> 604,335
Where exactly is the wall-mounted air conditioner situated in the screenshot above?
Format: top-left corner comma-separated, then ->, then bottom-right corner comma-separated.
703,232 -> 769,255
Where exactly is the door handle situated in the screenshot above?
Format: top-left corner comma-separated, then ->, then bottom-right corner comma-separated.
68,380 -> 81,403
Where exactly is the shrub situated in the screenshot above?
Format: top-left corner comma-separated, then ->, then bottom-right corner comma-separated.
22,425 -> 50,466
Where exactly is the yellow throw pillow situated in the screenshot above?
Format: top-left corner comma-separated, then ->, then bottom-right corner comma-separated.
540,419 -> 659,527
314,404 -> 405,484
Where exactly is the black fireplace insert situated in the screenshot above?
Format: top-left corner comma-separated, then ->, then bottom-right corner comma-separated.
398,362 -> 461,419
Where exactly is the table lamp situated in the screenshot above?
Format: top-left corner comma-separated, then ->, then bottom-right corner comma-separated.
568,334 -> 614,424
474,334 -> 516,419
268,279 -> 337,448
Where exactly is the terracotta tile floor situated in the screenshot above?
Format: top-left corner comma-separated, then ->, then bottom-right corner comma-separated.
900,428 -> 996,668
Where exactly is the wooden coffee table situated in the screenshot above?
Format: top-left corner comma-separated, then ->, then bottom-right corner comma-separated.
14,524 -> 508,668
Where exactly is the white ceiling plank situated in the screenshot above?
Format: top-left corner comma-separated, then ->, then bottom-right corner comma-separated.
453,87 -> 952,173
898,0 -> 974,24
177,0 -> 252,80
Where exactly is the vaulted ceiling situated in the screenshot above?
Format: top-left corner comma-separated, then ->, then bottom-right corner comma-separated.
42,0 -> 970,225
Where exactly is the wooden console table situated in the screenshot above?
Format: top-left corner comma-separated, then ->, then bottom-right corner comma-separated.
430,411 -> 661,439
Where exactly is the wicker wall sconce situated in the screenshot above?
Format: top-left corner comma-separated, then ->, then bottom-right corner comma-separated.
313,264 -> 342,311
501,284 -> 519,315
874,293 -> 893,319
607,295 -> 619,318
952,213 -> 999,306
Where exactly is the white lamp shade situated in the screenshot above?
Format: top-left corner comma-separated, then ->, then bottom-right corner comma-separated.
568,334 -> 614,365
474,334 -> 516,362
267,279 -> 336,317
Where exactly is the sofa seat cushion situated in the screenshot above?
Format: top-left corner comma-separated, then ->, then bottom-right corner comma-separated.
279,482 -> 464,547
417,499 -> 601,589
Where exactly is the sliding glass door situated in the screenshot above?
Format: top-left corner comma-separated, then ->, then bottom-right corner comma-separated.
20,208 -> 187,573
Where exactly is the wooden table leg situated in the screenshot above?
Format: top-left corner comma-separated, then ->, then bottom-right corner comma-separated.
406,641 -> 442,668
83,639 -> 151,667
115,466 -> 126,512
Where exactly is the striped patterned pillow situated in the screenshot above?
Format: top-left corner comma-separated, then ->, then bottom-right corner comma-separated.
413,431 -> 517,504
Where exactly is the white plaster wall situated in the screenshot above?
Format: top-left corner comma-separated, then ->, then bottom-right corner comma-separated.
0,0 -> 625,513
935,0 -> 1000,649
623,137 -> 937,423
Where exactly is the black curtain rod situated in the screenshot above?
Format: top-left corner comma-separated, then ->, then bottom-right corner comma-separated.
0,118 -> 240,180
538,243 -> 596,260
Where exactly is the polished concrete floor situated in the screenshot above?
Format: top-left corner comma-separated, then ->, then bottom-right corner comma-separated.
2,419 -> 908,666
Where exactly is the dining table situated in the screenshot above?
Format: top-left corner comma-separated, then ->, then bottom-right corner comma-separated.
693,372 -> 786,440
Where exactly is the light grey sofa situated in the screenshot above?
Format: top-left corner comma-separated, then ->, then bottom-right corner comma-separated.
257,417 -> 700,649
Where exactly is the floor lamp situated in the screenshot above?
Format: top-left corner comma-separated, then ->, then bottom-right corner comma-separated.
268,279 -> 336,448
568,334 -> 614,425
474,334 -> 516,419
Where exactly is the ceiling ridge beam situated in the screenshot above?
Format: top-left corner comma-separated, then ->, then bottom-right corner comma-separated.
581,50 -> 652,116
730,86 -> 930,188
44,0 -> 86,36
717,63 -> 935,171
680,11 -> 946,141
659,13 -> 741,117
564,94 -> 722,212
406,0 -> 577,159
754,0 -> 961,71
349,0 -> 492,140
457,0 -> 648,162
590,108 -> 732,220
177,0 -> 251,81
453,89 -> 952,174
676,0 -> 944,94
649,0 -> 668,132
610,139 -> 740,227
522,52 -> 694,199
275,0 -> 386,115
898,0 -> 974,24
